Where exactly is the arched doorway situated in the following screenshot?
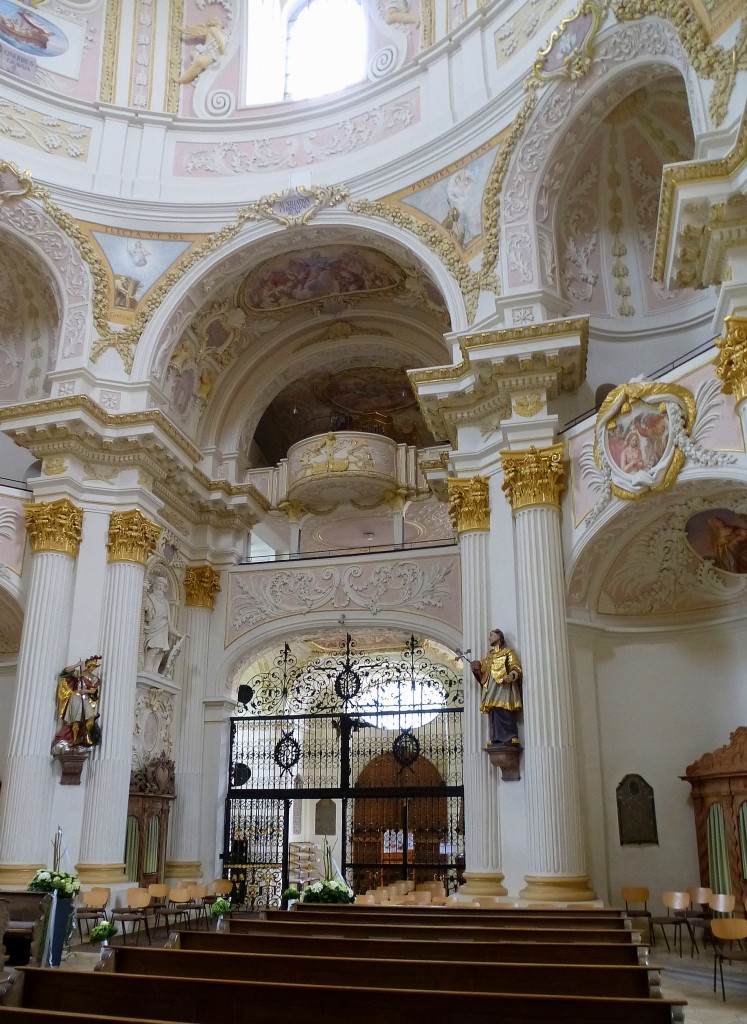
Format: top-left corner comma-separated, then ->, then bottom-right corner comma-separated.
223,635 -> 464,909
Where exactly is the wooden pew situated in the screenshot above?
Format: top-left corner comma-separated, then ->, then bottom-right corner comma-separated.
98,945 -> 660,998
294,904 -> 628,919
170,928 -> 649,965
274,907 -> 634,930
228,916 -> 641,944
0,1011 -> 167,1024
9,967 -> 687,1023
0,892 -> 51,966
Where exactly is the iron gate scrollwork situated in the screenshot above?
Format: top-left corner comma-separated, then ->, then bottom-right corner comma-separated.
224,635 -> 465,909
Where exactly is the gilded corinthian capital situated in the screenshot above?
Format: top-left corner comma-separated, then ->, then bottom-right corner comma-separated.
446,477 -> 490,533
107,510 -> 162,565
24,498 -> 83,556
185,566 -> 221,610
501,444 -> 566,511
716,316 -> 747,403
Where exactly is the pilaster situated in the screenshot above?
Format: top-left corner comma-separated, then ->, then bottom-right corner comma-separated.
0,499 -> 83,882
501,446 -> 595,902
166,566 -> 221,882
77,510 -> 161,883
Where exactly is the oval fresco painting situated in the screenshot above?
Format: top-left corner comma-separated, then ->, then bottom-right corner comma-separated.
241,246 -> 403,311
0,1 -> 69,57
685,507 -> 747,575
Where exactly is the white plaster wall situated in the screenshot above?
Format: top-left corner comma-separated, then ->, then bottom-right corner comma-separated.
0,665 -> 18,787
570,621 -> 747,912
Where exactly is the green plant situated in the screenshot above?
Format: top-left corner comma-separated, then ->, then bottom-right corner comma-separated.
282,887 -> 300,901
27,870 -> 81,898
89,922 -> 118,944
299,879 -> 354,905
210,897 -> 231,916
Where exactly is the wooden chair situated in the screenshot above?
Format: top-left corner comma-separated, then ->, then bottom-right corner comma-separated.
76,887 -> 110,941
650,891 -> 696,957
709,892 -> 736,916
620,886 -> 652,944
147,883 -> 169,917
109,888 -> 151,946
684,886 -> 712,952
154,887 -> 192,933
212,879 -> 233,899
711,917 -> 747,999
186,884 -> 209,928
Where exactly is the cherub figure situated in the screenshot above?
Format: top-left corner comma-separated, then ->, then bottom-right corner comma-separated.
175,17 -> 227,85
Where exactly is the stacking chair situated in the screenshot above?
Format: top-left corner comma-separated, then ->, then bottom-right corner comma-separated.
186,884 -> 210,928
109,888 -> 152,946
684,886 -> 712,952
650,891 -> 696,957
154,887 -> 193,933
147,883 -> 169,919
76,887 -> 110,941
620,885 -> 652,944
711,917 -> 747,1000
212,878 -> 233,899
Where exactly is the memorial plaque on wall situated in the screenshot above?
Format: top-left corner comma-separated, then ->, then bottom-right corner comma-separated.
315,798 -> 336,836
616,773 -> 658,845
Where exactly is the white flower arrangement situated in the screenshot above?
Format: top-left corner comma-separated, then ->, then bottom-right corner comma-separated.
299,878 -> 354,904
27,869 -> 81,898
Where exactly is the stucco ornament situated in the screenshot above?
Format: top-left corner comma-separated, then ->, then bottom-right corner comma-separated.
581,378 -> 736,522
534,1 -> 601,82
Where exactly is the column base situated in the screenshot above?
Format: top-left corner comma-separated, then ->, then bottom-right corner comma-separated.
75,863 -> 127,885
459,871 -> 507,896
0,864 -> 44,887
520,874 -> 597,902
165,860 -> 202,883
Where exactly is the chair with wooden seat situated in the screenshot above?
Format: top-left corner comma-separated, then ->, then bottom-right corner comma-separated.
186,884 -> 210,928
620,886 -> 652,944
154,887 -> 193,933
684,886 -> 712,952
147,883 -> 169,918
212,878 -> 233,899
650,891 -> 696,957
76,887 -> 110,941
109,888 -> 151,946
711,917 -> 747,999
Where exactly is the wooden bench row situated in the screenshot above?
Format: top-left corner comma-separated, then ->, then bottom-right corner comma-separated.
3,964 -> 686,1024
96,943 -> 661,998
170,925 -> 650,964
0,892 -> 51,967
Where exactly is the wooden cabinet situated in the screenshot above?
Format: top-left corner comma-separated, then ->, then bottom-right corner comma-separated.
683,727 -> 747,908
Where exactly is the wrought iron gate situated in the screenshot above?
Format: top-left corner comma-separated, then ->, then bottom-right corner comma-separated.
223,636 -> 464,909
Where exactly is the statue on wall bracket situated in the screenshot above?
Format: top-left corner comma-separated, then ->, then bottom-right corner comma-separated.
51,655 -> 103,785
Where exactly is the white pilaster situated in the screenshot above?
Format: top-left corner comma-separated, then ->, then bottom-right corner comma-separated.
0,546 -> 79,876
77,510 -> 161,884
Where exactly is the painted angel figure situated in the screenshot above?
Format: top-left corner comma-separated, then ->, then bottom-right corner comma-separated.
175,17 -> 227,84
51,656 -> 102,755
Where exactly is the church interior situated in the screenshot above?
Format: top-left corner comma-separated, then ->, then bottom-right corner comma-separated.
0,0 -> 746,954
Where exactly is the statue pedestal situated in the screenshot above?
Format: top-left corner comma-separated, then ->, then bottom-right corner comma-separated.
485,743 -> 522,781
56,750 -> 90,786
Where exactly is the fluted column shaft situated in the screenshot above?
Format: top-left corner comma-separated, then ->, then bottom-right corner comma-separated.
502,446 -> 595,902
77,511 -> 161,882
447,477 -> 505,895
166,567 -> 220,881
0,499 -> 83,880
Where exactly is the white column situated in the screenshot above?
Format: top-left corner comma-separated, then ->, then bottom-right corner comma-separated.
502,445 -> 595,902
447,478 -> 505,896
77,510 -> 161,884
166,566 -> 221,882
0,500 -> 83,884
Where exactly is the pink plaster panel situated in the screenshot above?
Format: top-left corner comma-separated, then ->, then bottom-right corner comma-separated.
173,89 -> 420,175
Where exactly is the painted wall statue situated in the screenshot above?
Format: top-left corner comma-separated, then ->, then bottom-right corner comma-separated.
471,629 -> 523,746
50,655 -> 102,755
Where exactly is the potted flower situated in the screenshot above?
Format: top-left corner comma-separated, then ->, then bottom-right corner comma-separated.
282,886 -> 300,911
89,922 -> 118,949
299,879 -> 355,905
27,870 -> 81,967
210,897 -> 231,931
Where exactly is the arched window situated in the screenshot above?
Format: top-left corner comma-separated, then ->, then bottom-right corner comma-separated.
284,0 -> 367,101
